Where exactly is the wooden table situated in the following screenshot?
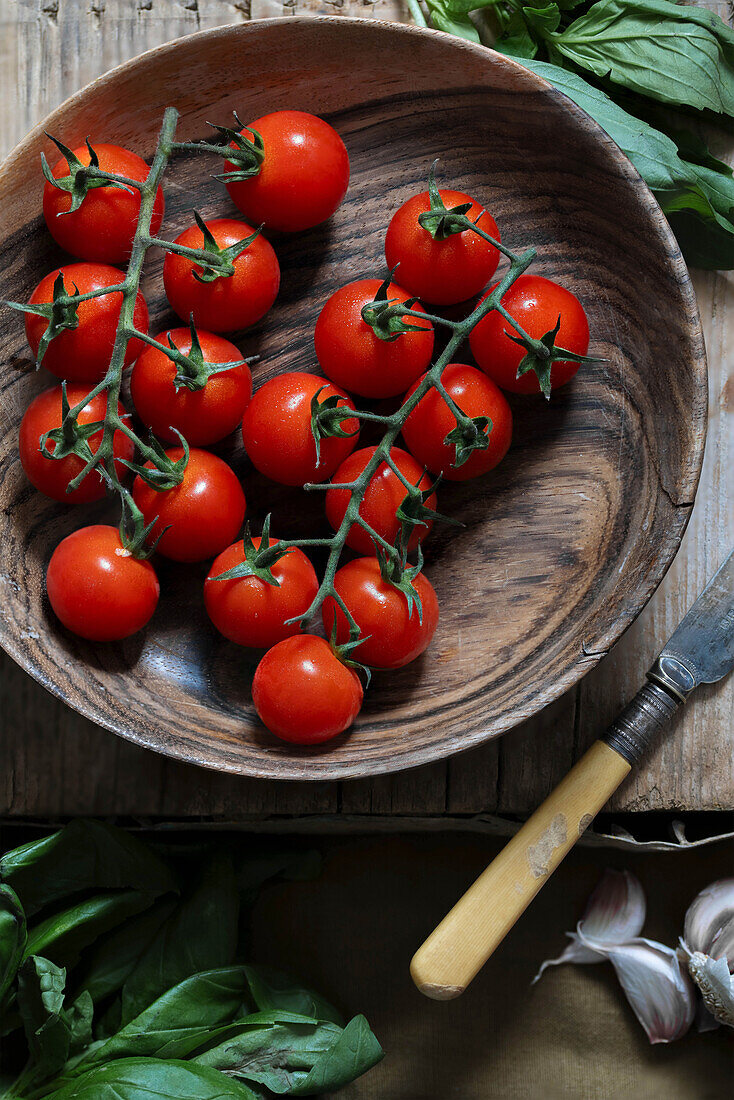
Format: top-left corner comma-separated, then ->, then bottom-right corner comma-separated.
1,0 -> 731,819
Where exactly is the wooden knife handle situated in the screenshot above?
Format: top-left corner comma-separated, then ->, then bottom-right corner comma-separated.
410,740 -> 631,1000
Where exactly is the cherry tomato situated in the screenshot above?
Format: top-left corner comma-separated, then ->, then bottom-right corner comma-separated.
384,189 -> 500,305
323,557 -> 439,669
402,364 -> 512,481
162,218 -> 279,333
314,279 -> 435,399
242,372 -> 359,487
130,328 -> 252,446
25,264 -> 149,382
205,537 -> 318,648
46,525 -> 159,641
43,143 -> 164,264
325,446 -> 436,555
132,447 -> 246,563
19,384 -> 133,504
225,111 -> 349,233
469,275 -> 590,395
252,634 -> 363,744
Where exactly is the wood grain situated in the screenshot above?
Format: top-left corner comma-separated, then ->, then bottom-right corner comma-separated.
0,0 -> 729,814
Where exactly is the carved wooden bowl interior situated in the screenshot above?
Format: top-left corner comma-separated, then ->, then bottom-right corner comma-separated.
0,18 -> 706,779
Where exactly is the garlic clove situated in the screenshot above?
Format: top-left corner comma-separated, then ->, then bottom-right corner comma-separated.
532,933 -> 604,984
584,937 -> 697,1044
708,915 -> 734,970
683,878 -> 734,957
683,949 -> 734,1029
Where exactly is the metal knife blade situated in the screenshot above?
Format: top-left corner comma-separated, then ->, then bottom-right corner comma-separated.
649,549 -> 734,700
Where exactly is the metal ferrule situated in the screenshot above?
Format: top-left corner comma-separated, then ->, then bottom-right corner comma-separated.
602,680 -> 682,765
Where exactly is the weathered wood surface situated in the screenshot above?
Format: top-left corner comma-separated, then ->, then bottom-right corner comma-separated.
0,0 -> 731,815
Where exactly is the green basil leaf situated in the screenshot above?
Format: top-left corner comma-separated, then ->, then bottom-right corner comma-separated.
77,897 -> 178,1005
663,209 -> 734,269
120,855 -> 238,1025
24,891 -> 151,970
45,1057 -> 259,1100
236,850 -> 321,910
0,822 -> 176,917
524,3 -> 561,36
427,1 -> 481,43
17,956 -> 70,1078
0,884 -> 26,1003
550,0 -> 734,114
497,12 -> 539,58
62,991 -> 94,1057
194,1011 -> 382,1096
244,966 -> 343,1027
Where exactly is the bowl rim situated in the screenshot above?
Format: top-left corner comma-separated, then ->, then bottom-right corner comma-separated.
0,15 -> 707,780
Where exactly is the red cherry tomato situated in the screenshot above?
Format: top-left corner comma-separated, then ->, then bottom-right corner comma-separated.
19,384 -> 133,504
469,275 -> 590,395
132,447 -> 246,562
25,264 -> 149,382
205,537 -> 318,648
323,557 -> 439,669
314,279 -> 435,399
252,634 -> 363,744
242,372 -> 359,487
225,111 -> 349,233
130,328 -> 252,446
162,218 -> 279,333
46,525 -> 159,641
385,188 -> 500,305
43,143 -> 164,264
402,364 -> 512,481
325,446 -> 436,555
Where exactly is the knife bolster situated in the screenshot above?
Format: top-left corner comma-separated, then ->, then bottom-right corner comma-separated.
602,681 -> 681,764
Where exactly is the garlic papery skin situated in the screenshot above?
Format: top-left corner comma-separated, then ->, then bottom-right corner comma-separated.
683,878 -> 734,957
680,942 -> 734,1029
579,935 -> 696,1044
533,869 -> 646,983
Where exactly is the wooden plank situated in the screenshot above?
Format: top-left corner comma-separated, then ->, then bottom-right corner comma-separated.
0,0 -> 730,818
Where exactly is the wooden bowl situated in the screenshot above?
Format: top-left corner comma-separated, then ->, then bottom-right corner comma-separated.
0,17 -> 706,780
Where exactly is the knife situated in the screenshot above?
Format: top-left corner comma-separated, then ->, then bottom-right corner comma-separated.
411,550 -> 734,1000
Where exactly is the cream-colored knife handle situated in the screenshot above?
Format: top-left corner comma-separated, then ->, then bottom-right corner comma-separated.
410,740 -> 631,1000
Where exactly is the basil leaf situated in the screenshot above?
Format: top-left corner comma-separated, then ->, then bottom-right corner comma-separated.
77,897 -> 178,1005
0,822 -> 176,917
194,1011 -> 383,1096
62,991 -> 94,1057
17,956 -> 71,1078
550,0 -> 734,114
237,850 -> 321,910
663,209 -> 734,270
497,13 -> 539,60
244,965 -> 343,1027
120,855 -> 238,1025
24,891 -> 151,969
0,884 -> 26,1003
426,1 -> 481,43
46,1057 -> 259,1100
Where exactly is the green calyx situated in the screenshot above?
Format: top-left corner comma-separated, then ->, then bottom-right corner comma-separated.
377,541 -> 425,624
417,160 -> 474,241
118,490 -> 165,560
360,269 -> 425,342
120,433 -> 189,490
190,211 -> 263,283
210,515 -> 289,587
328,618 -> 372,688
5,271 -> 80,365
165,316 -> 251,393
509,314 -> 600,399
41,134 -> 132,214
38,382 -> 104,483
310,387 -> 359,465
443,407 -> 492,469
208,113 -> 265,183
396,472 -> 460,541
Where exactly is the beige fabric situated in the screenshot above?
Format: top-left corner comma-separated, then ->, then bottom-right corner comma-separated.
252,834 -> 734,1099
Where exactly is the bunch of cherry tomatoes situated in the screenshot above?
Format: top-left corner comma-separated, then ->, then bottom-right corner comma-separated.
15,109 -> 591,747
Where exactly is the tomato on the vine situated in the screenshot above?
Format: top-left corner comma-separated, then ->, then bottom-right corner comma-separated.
26,264 -> 149,382
43,143 -> 164,264
19,384 -> 133,504
325,446 -> 437,555
469,275 -> 590,395
132,447 -> 246,562
323,557 -> 439,669
205,537 -> 318,649
130,328 -> 252,446
163,218 -> 280,333
242,372 -> 359,486
225,111 -> 349,233
384,188 -> 500,305
252,634 -> 363,744
314,278 -> 434,399
46,525 -> 159,641
402,363 -> 512,481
